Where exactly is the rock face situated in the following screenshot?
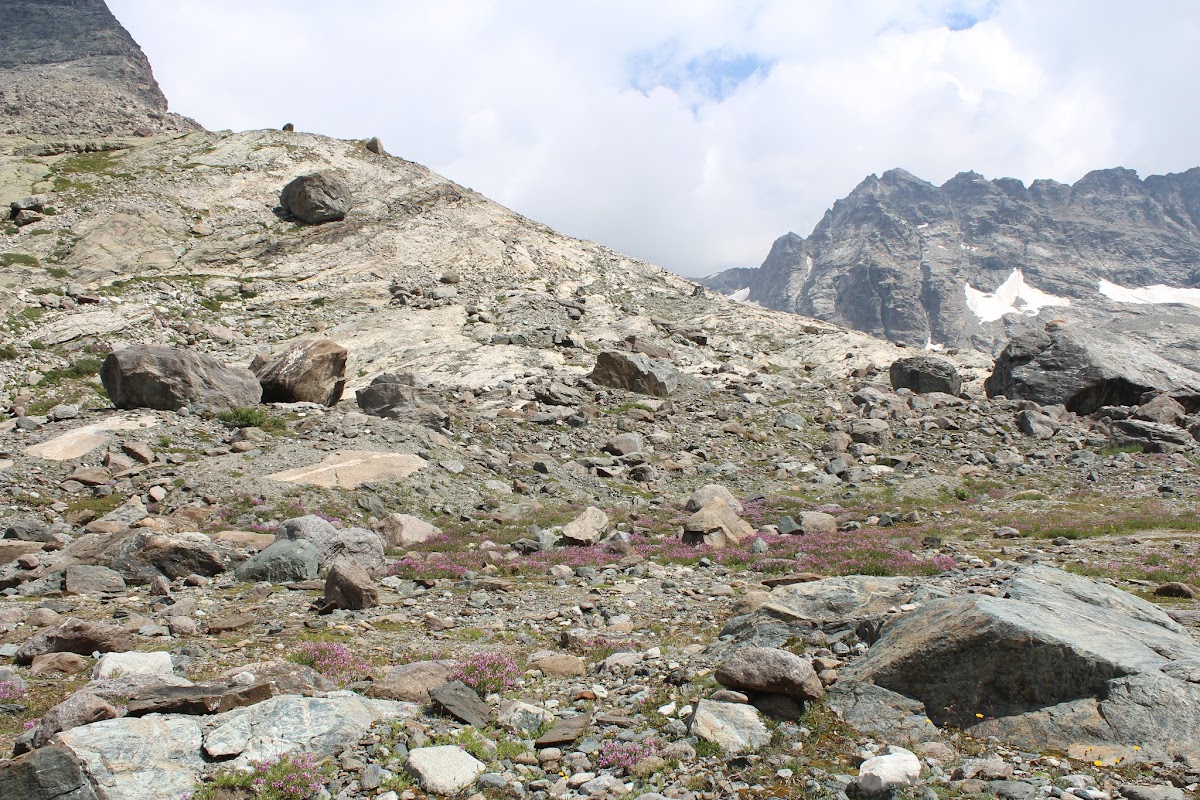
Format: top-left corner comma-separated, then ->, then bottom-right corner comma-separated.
0,745 -> 100,800
838,565 -> 1200,762
589,351 -> 678,397
280,173 -> 352,224
984,322 -> 1200,413
15,618 -> 135,665
249,337 -> 348,405
0,0 -> 200,137
702,167 -> 1200,366
101,345 -> 262,415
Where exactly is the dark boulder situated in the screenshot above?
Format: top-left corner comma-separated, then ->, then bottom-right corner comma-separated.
0,745 -> 100,800
985,323 -> 1200,415
889,356 -> 961,395
280,173 -> 352,224
356,372 -> 448,425
101,345 -> 261,414
589,351 -> 679,397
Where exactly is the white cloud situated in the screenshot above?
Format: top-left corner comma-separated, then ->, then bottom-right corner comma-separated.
106,0 -> 1200,276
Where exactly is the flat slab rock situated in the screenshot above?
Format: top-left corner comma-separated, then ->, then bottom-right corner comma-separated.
267,450 -> 426,489
406,745 -> 486,795
24,415 -> 157,461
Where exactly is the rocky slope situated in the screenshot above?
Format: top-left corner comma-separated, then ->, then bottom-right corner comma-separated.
0,0 -> 199,138
704,167 -> 1200,361
0,8 -> 1197,800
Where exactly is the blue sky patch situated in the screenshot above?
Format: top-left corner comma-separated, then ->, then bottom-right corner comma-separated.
629,44 -> 772,105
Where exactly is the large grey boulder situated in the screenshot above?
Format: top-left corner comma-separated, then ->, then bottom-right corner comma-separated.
275,515 -> 385,575
590,351 -> 679,397
356,372 -> 448,425
890,355 -> 961,395
0,745 -> 100,800
838,564 -> 1200,762
280,172 -> 352,224
15,618 -> 135,665
322,557 -> 380,610
250,337 -> 347,405
233,538 -> 319,583
985,322 -> 1200,414
101,345 -> 261,414
715,647 -> 825,702
56,715 -> 206,800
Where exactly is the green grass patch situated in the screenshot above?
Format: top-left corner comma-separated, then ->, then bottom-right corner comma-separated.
0,253 -> 39,268
217,406 -> 288,433
40,356 -> 103,385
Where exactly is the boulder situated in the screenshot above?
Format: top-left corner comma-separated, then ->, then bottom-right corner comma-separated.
56,715 -> 206,800
715,647 -> 825,702
322,557 -> 380,610
1134,394 -> 1187,426
369,660 -> 455,702
890,356 -> 962,395
603,432 -> 644,456
123,681 -> 274,716
356,372 -> 448,425
559,506 -> 609,546
430,681 -> 491,728
838,564 -> 1200,762
0,745 -> 101,800
93,651 -> 173,680
233,538 -> 319,583
985,323 -> 1200,415
406,745 -> 486,796
14,691 -> 119,754
688,700 -> 770,754
857,747 -> 922,795
202,694 -> 412,767
100,345 -> 261,414
275,515 -> 385,575
250,337 -> 347,405
685,484 -> 743,514
15,619 -> 135,665
850,418 -> 891,445
682,500 -> 753,548
375,513 -> 441,550
280,172 -> 352,224
64,565 -> 126,595
589,351 -> 679,397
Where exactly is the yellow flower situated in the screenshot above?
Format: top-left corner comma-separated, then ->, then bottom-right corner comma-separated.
924,719 -> 932,725
1133,745 -> 1141,751
1093,760 -> 1103,767
975,713 -> 984,719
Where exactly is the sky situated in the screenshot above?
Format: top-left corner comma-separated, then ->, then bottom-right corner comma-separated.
106,0 -> 1200,278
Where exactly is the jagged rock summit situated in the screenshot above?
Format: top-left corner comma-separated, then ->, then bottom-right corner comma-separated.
704,166 -> 1200,366
0,0 -> 200,138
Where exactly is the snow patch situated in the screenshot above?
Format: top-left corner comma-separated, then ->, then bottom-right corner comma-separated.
728,287 -> 751,302
916,223 -> 929,229
964,269 -> 1071,323
1098,279 -> 1200,309
924,338 -> 945,352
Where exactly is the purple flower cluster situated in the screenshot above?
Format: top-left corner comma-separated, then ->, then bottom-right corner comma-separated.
450,651 -> 520,696
294,642 -> 372,686
794,528 -> 955,577
250,752 -> 325,799
596,738 -> 661,771
0,680 -> 26,701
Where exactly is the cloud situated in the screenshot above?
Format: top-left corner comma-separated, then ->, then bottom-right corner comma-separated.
106,0 -> 1200,276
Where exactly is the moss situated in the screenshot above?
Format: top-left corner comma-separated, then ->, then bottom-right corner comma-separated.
0,253 -> 39,268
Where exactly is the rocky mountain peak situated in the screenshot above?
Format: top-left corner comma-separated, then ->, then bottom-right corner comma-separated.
704,164 -> 1200,366
0,0 -> 199,137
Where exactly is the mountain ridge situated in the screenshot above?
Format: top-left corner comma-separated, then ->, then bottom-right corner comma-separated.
705,165 -> 1200,356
